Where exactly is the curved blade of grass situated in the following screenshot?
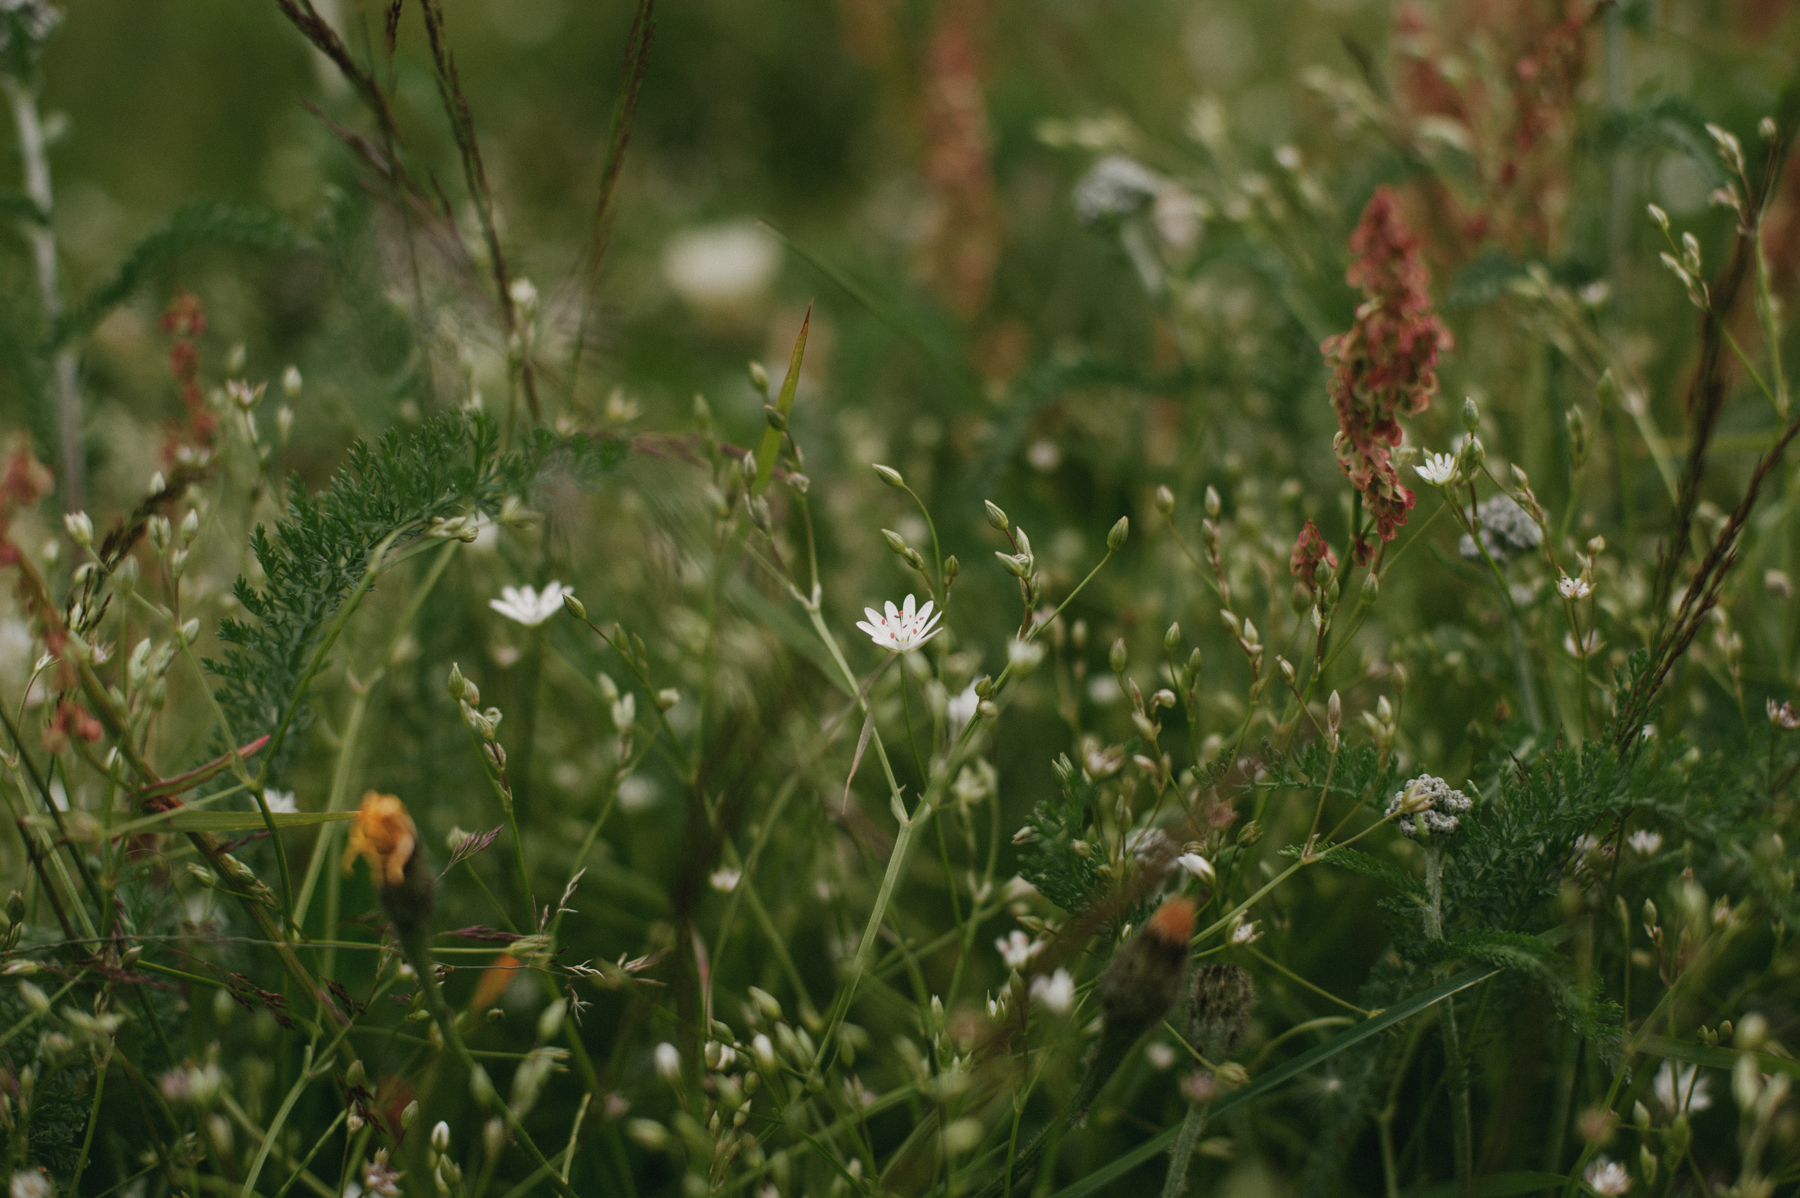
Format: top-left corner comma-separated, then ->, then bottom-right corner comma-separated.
1047,965 -> 1498,1198
23,808 -> 356,836
752,304 -> 809,495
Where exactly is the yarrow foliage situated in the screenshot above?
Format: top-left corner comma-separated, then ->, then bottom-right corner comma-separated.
1320,188 -> 1452,563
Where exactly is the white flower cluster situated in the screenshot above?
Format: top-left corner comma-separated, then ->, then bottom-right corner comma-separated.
1458,494 -> 1542,564
1386,774 -> 1473,838
1072,155 -> 1164,224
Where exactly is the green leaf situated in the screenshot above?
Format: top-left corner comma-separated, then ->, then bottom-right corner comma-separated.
51,199 -> 313,349
1047,965 -> 1498,1198
1281,842 -> 1423,897
752,306 -> 809,495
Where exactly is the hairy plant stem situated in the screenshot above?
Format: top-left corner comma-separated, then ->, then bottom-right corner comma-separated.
3,75 -> 83,510
1423,844 -> 1472,1187
1160,1099 -> 1212,1198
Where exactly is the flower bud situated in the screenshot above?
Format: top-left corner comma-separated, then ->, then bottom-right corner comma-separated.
1186,964 -> 1256,1061
1109,638 -> 1128,674
469,1064 -> 496,1106
984,500 -> 1009,531
63,512 -> 92,547
763,403 -> 787,432
563,592 -> 587,621
1647,202 -> 1670,233
748,360 -> 770,394
943,554 -> 960,582
181,509 -> 200,546
1164,623 -> 1181,653
538,999 -> 567,1042
1204,486 -> 1221,518
432,1120 -> 452,1152
345,1059 -> 366,1089
447,663 -> 467,700
402,1099 -> 420,1128
655,688 -> 680,711
872,464 -> 905,489
1107,516 -> 1130,550
1155,485 -> 1175,515
1461,397 -> 1480,433
282,365 -> 303,398
881,528 -> 909,556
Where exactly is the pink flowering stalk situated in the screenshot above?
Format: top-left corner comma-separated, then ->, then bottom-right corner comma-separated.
1320,188 -> 1453,564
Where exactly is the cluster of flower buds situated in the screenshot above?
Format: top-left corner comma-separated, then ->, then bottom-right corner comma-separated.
1650,206 -> 1710,310
448,663 -> 512,806
1361,695 -> 1397,756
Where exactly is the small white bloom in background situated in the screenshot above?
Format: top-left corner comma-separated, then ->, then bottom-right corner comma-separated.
262,789 -> 298,815
1177,853 -> 1215,883
1557,574 -> 1593,600
946,683 -> 980,733
10,1170 -> 54,1198
1146,1042 -> 1176,1070
489,581 -> 574,627
1008,638 -> 1047,671
1414,452 -> 1459,486
1654,1061 -> 1712,1113
362,1149 -> 403,1197
1030,968 -> 1075,1014
1228,916 -> 1261,946
857,594 -> 943,653
1027,439 -> 1063,472
1627,830 -> 1662,856
1564,630 -> 1604,657
617,774 -> 659,812
709,868 -> 741,893
653,1042 -> 681,1083
1768,699 -> 1800,730
1584,1156 -> 1631,1195
662,222 -> 781,314
996,930 -> 1045,969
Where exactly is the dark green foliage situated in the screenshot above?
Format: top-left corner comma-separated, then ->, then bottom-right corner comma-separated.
50,200 -> 315,350
1016,753 -> 1108,912
206,413 -> 616,781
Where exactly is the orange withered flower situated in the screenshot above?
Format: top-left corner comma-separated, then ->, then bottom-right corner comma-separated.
342,791 -> 418,888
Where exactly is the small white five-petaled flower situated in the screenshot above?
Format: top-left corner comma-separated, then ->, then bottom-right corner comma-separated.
489,581 -> 574,627
1627,830 -> 1662,856
1414,452 -> 1460,486
996,930 -> 1045,969
262,789 -> 298,815
857,594 -> 943,653
1557,575 -> 1593,600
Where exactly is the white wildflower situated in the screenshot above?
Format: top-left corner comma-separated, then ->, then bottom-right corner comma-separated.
362,1150 -> 403,1197
1030,968 -> 1075,1014
262,789 -> 298,815
709,868 -> 741,893
1228,917 -> 1261,946
856,594 -> 943,653
1584,1156 -> 1630,1195
946,683 -> 980,733
1627,830 -> 1662,856
1072,155 -> 1165,224
9,1171 -> 53,1198
1653,1061 -> 1712,1113
489,581 -> 574,627
1557,574 -> 1593,600
1458,495 -> 1542,563
1414,452 -> 1460,486
995,930 -> 1045,969
1176,853 -> 1215,883
1564,630 -> 1604,657
1146,1042 -> 1176,1070
653,1042 -> 681,1083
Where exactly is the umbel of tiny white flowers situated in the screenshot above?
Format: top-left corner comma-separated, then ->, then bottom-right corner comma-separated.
489,581 -> 574,627
856,594 -> 943,653
1386,774 -> 1472,838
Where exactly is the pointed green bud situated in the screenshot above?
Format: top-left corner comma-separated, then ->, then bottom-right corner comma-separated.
984,500 -> 1009,531
881,529 -> 909,557
1107,516 -> 1129,550
872,464 -> 905,489
562,592 -> 587,621
1461,397 -> 1480,433
943,554 -> 960,582
1109,638 -> 1128,674
1155,485 -> 1175,516
748,361 -> 770,394
1164,622 -> 1182,653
